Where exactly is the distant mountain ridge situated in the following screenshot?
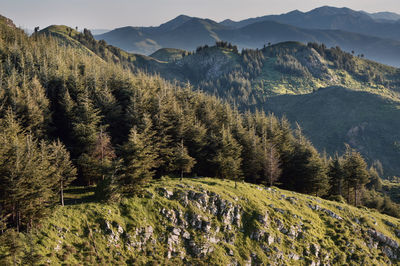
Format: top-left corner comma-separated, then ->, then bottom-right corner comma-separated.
220,6 -> 400,39
364,11 -> 400,22
95,6 -> 400,67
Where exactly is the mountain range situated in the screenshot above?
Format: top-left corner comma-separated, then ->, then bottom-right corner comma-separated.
94,6 -> 400,67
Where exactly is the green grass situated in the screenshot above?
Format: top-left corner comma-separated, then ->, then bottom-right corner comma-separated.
150,48 -> 190,62
5,178 -> 399,265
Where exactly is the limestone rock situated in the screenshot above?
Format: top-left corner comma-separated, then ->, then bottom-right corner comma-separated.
157,187 -> 173,199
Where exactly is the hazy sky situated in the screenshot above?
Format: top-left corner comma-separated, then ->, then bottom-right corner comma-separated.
2,0 -> 400,30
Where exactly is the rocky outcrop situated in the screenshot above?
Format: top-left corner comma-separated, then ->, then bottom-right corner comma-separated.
307,203 -> 343,220
42,180 -> 399,265
367,229 -> 400,260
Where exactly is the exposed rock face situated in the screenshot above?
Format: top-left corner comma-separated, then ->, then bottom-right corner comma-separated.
307,203 -> 343,220
367,229 -> 400,259
85,183 -> 399,264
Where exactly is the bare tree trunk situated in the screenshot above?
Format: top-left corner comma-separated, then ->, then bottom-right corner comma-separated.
16,211 -> 20,233
61,179 -> 64,207
354,186 -> 358,206
269,147 -> 273,186
100,127 -> 104,181
347,183 -> 350,204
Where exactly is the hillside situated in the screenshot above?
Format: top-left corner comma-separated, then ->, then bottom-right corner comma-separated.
37,26 -> 400,178
94,9 -> 400,67
38,25 -> 186,80
150,48 -> 190,62
34,24 -> 400,177
264,87 -> 400,176
2,178 -> 399,264
143,43 -> 400,177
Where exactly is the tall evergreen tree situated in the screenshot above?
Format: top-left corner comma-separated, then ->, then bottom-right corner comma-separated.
49,140 -> 77,206
328,154 -> 344,197
366,167 -> 382,192
91,127 -> 116,181
261,136 -> 281,187
118,116 -> 158,194
343,146 -> 369,206
173,139 -> 196,180
0,110 -> 67,230
212,126 -> 242,187
280,128 -> 328,196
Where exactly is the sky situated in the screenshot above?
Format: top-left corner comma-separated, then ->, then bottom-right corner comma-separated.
2,0 -> 400,30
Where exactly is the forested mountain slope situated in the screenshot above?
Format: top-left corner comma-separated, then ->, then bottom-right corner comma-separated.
38,25 -> 400,177
0,14 -> 400,265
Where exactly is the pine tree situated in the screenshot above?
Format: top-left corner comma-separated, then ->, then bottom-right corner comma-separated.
237,127 -> 263,183
49,140 -> 77,206
72,93 -> 102,185
72,93 -> 101,155
343,145 -> 369,206
212,126 -> 242,187
3,76 -> 51,138
118,116 -> 158,194
280,128 -> 328,197
328,154 -> 344,196
91,127 -> 116,181
366,167 -> 382,192
0,110 -> 62,230
261,136 -> 281,187
173,139 -> 196,180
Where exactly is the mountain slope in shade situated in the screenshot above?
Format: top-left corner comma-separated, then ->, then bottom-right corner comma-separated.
367,11 -> 400,22
263,87 -> 400,176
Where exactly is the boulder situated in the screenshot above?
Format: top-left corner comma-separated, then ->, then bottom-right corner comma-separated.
157,187 -> 173,199
310,243 -> 320,257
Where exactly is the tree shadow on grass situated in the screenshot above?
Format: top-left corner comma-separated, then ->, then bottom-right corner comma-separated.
64,186 -> 96,205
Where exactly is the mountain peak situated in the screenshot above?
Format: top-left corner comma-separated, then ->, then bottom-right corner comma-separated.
309,6 -> 355,15
158,14 -> 193,31
307,6 -> 372,19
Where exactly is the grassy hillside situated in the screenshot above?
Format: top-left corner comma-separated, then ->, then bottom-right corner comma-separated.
3,178 -> 399,265
150,48 -> 190,62
38,25 -> 185,80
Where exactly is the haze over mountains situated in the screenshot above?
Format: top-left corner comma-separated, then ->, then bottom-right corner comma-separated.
95,6 -> 400,67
